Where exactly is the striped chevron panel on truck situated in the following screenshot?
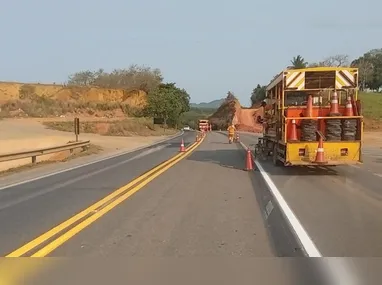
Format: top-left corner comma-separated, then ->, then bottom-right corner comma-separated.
285,71 -> 305,90
335,70 -> 357,89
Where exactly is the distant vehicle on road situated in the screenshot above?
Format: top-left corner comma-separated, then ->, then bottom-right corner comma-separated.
183,125 -> 191,131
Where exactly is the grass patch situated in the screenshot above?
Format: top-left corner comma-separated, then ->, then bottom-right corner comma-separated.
358,92 -> 382,131
43,121 -> 97,133
43,118 -> 178,136
359,92 -> 382,120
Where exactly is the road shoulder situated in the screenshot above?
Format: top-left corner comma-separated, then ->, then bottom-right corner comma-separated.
0,131 -> 183,189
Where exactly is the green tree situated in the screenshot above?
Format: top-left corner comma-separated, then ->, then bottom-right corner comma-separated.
308,54 -> 350,68
145,83 -> 190,127
67,65 -> 163,93
322,54 -> 350,67
352,49 -> 382,91
250,84 -> 266,105
180,107 -> 214,129
290,55 -> 308,68
351,57 -> 374,90
67,70 -> 95,86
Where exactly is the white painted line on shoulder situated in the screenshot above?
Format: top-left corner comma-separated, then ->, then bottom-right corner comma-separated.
239,140 -> 320,256
0,131 -> 185,191
255,158 -> 322,256
239,141 -> 360,285
349,164 -> 360,169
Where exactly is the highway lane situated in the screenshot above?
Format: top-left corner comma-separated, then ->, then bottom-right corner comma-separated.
0,131 -> 197,256
238,131 -> 382,257
43,132 -> 274,258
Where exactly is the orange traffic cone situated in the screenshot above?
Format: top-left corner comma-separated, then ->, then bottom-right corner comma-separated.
329,91 -> 341,115
314,136 -> 326,164
180,138 -> 186,152
344,96 -> 354,116
236,133 -> 240,142
245,149 -> 253,171
304,95 -> 313,117
288,119 -> 298,141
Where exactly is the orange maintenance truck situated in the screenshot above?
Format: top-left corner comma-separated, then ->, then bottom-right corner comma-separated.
198,119 -> 210,132
254,66 -> 363,166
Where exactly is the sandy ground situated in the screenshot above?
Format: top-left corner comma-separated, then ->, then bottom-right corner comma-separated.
363,132 -> 382,148
0,118 -> 173,172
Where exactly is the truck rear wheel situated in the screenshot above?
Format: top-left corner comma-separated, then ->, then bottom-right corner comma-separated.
273,145 -> 283,166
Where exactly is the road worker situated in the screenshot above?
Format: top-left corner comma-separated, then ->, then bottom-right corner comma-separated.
227,123 -> 236,143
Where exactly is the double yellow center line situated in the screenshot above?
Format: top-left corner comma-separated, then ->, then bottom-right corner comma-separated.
6,136 -> 204,257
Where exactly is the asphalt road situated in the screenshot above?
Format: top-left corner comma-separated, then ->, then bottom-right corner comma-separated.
1,131 -> 380,284
0,131 -> 197,256
49,133 -> 274,258
238,131 -> 382,257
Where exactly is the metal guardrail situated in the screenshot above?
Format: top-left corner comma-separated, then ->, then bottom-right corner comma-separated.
0,141 -> 91,163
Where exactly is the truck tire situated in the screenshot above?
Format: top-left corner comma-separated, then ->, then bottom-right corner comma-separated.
273,145 -> 283,166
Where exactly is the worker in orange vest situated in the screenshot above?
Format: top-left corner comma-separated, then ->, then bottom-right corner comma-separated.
227,124 -> 236,144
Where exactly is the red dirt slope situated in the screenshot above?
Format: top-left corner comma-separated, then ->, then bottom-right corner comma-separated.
209,97 -> 264,132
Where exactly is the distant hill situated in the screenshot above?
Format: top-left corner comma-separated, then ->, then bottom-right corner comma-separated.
190,99 -> 224,109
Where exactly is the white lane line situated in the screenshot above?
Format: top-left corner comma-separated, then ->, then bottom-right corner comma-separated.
0,131 -> 184,191
239,141 -> 360,285
373,173 -> 382,178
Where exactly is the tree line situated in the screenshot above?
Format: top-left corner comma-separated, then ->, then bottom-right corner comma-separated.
66,65 -> 190,127
250,48 -> 382,105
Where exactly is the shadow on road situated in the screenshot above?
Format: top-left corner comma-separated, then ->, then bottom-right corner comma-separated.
186,148 -> 247,171
256,160 -> 340,176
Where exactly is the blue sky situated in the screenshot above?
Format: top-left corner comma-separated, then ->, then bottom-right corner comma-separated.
0,0 -> 381,106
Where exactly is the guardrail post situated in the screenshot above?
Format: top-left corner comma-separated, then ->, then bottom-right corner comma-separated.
74,117 -> 80,142
32,156 -> 36,164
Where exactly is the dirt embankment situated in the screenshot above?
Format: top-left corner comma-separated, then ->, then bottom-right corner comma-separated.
0,81 -> 147,104
209,98 -> 263,132
0,81 -> 147,119
232,104 -> 263,133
